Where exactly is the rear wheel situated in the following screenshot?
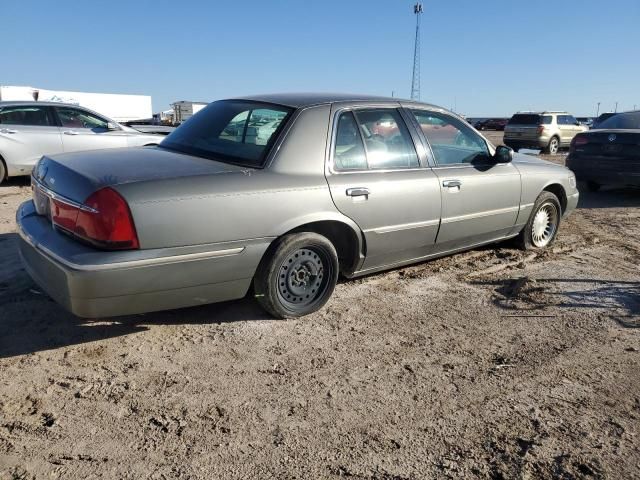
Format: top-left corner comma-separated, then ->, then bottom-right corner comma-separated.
254,233 -> 339,318
586,181 -> 601,192
517,191 -> 562,250
0,159 -> 6,185
543,136 -> 560,155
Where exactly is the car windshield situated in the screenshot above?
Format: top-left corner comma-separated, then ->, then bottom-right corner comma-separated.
508,114 -> 541,125
160,100 -> 293,167
597,112 -> 640,130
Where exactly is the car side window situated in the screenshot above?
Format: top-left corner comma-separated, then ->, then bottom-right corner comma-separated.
567,115 -> 578,125
0,105 -> 53,126
558,115 -> 568,125
333,112 -> 367,170
352,109 -> 420,169
411,110 -> 489,165
57,107 -> 109,130
541,115 -> 552,124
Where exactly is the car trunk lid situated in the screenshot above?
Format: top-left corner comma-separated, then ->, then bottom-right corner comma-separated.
573,130 -> 640,161
32,146 -> 248,204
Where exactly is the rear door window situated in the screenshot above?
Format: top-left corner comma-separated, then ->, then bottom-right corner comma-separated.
0,105 -> 54,126
333,112 -> 367,170
333,109 -> 420,171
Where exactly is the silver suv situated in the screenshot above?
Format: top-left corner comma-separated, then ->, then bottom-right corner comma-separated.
0,101 -> 162,184
504,111 -> 588,154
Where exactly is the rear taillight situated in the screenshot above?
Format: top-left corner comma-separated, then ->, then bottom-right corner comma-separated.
569,135 -> 588,153
536,125 -> 545,135
51,187 -> 139,250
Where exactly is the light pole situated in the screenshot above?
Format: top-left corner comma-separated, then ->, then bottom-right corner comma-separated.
614,101 -> 618,113
596,102 -> 600,117
410,3 -> 423,100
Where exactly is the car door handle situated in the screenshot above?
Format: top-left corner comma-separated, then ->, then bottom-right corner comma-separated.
442,180 -> 462,188
0,128 -> 17,134
63,130 -> 79,135
346,187 -> 370,197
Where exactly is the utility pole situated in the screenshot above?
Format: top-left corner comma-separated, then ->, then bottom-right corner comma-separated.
410,3 -> 423,101
596,102 -> 600,117
614,101 -> 618,112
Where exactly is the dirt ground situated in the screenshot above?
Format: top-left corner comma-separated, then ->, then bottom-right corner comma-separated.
0,134 -> 639,479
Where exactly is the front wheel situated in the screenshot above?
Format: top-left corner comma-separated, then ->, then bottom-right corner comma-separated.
0,160 -> 6,185
254,233 -> 339,318
517,191 -> 562,250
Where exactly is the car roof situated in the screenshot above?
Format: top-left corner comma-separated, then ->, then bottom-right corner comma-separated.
514,111 -> 569,115
231,92 -> 441,109
0,100 -> 83,108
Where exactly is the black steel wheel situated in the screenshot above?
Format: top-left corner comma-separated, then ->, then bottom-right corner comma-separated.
254,233 -> 338,318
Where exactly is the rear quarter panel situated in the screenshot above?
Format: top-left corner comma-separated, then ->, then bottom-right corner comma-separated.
115,104 -> 361,250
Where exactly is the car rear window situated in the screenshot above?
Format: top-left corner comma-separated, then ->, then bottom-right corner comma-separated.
0,106 -> 53,126
160,100 -> 293,167
597,112 -> 640,130
508,114 -> 541,125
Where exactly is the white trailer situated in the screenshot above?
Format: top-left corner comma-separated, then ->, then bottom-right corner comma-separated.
0,85 -> 152,123
171,101 -> 208,124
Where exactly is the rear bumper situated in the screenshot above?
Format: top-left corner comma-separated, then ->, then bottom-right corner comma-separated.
504,137 -> 549,150
567,155 -> 640,186
17,200 -> 270,318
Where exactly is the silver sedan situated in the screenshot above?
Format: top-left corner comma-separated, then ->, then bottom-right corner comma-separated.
16,93 -> 579,318
0,101 -> 161,183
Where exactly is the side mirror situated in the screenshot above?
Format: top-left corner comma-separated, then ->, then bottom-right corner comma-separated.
106,122 -> 119,131
494,145 -> 514,163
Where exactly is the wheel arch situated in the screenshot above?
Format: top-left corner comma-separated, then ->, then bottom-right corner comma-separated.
542,182 -> 567,213
0,153 -> 7,181
263,214 -> 365,276
287,220 -> 363,275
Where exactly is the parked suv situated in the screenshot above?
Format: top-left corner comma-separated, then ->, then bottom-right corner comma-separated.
504,111 -> 588,154
0,101 -> 162,184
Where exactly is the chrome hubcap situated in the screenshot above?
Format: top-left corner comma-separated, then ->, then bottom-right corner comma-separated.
531,203 -> 558,247
549,139 -> 558,154
278,248 -> 326,306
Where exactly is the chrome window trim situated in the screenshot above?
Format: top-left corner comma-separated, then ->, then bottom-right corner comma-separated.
327,105 -> 431,175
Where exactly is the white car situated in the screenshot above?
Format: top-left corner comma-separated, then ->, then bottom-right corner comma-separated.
0,101 -> 162,184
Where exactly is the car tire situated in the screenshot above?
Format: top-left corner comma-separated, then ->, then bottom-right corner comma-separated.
543,136 -> 560,155
0,159 -> 6,185
512,147 -> 520,153
516,191 -> 562,250
586,181 -> 601,192
254,232 -> 339,319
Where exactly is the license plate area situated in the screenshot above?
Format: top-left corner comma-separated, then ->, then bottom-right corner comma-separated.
602,144 -> 622,154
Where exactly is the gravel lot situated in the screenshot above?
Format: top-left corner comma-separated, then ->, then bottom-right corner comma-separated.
1,134 -> 639,479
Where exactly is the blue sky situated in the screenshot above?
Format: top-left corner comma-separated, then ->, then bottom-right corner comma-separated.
2,1 -> 638,116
